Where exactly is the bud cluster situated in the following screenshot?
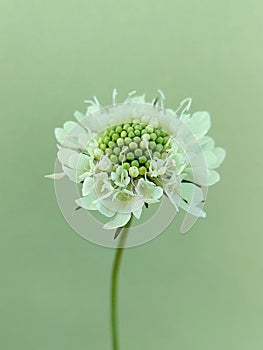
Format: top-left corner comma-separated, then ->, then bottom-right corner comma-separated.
94,122 -> 171,178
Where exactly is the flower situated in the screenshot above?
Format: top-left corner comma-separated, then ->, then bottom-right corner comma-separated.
47,90 -> 225,232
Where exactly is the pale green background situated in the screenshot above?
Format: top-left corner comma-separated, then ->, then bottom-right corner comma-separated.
1,0 -> 263,349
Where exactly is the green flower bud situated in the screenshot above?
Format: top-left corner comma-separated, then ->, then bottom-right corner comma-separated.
119,154 -> 126,162
115,125 -> 122,134
123,162 -> 130,170
155,129 -> 161,136
94,148 -> 104,158
156,136 -> 164,144
139,166 -> 147,175
163,136 -> 170,145
149,141 -> 156,150
117,138 -> 124,147
129,166 -> 139,178
110,154 -> 118,163
123,123 -> 130,131
128,131 -> 135,138
150,133 -> 157,141
131,160 -> 139,168
100,143 -> 107,151
139,155 -> 147,164
156,143 -> 164,152
134,136 -> 141,144
129,142 -> 137,150
145,160 -> 151,168
125,137 -> 132,145
134,148 -> 143,157
140,140 -> 147,150
142,133 -> 150,141
113,147 -> 121,155
146,125 -> 154,133
108,141 -> 116,149
153,151 -> 161,159
127,126 -> 134,133
121,131 -> 127,138
112,133 -> 119,141
134,129 -> 141,136
103,136 -> 110,144
144,150 -> 151,158
127,152 -> 135,161
105,148 -> 113,155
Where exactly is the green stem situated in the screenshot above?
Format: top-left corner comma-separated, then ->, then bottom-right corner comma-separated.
111,218 -> 133,350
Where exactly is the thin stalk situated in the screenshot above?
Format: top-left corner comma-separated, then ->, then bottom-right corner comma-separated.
110,218 -> 133,350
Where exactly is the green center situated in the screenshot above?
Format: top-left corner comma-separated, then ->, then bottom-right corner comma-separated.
95,122 -> 171,177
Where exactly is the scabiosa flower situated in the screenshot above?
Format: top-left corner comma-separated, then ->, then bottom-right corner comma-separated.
47,90 -> 225,235
46,90 -> 226,350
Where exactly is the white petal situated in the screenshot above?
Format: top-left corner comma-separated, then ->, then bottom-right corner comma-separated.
133,207 -> 142,219
207,170 -> 220,186
82,177 -> 95,196
74,110 -> 84,121
103,213 -> 131,230
200,136 -> 215,150
97,203 -> 115,218
190,111 -> 211,138
204,150 -> 218,168
179,200 -> 207,218
44,172 -> 65,180
165,187 -> 180,211
57,148 -> 79,166
181,182 -> 204,205
76,193 -> 97,210
212,147 -> 226,169
54,128 -> 66,145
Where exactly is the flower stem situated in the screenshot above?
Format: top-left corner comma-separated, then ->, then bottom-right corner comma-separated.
111,218 -> 133,350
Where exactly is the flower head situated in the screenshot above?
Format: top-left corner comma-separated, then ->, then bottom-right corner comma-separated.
47,90 -> 225,233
